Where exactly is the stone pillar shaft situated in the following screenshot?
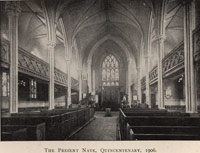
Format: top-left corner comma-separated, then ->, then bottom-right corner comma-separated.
137,67 -> 141,103
184,0 -> 197,113
157,36 -> 165,109
78,69 -> 82,101
87,60 -> 92,93
48,41 -> 56,110
67,60 -> 72,106
128,60 -> 132,105
92,70 -> 96,93
146,11 -> 153,108
145,56 -> 151,107
6,2 -> 21,113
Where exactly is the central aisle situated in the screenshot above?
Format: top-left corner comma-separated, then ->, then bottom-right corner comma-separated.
69,111 -> 119,141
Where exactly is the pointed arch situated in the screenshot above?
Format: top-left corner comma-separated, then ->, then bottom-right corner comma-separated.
87,35 -> 133,64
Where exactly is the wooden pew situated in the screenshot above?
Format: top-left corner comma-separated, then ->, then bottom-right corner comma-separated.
126,123 -> 135,140
128,125 -> 200,140
123,108 -> 190,117
2,116 -> 46,140
126,116 -> 200,126
2,108 -> 95,141
2,123 -> 45,140
119,109 -> 200,140
122,108 -> 161,111
3,112 -> 61,140
119,109 -> 128,140
1,127 -> 27,141
9,109 -> 80,140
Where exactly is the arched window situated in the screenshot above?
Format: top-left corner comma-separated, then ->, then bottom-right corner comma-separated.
102,54 -> 119,86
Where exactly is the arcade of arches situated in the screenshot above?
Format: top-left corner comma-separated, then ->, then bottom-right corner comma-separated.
1,0 -> 200,141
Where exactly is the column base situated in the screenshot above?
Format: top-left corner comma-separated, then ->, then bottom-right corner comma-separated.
67,97 -> 72,108
158,107 -> 165,110
49,102 -> 55,110
188,112 -> 199,117
10,110 -> 18,114
186,110 -> 198,114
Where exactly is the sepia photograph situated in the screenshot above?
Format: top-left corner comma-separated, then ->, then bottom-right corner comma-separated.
0,0 -> 200,152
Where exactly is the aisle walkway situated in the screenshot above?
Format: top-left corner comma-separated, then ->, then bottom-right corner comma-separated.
69,111 -> 119,141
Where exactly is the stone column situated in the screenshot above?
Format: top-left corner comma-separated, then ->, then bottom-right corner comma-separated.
126,68 -> 128,94
92,69 -> 96,94
48,41 -> 56,110
183,0 -> 197,113
127,59 -> 132,105
156,35 -> 165,109
6,2 -> 21,113
78,69 -> 82,101
87,60 -> 92,93
146,11 -> 153,108
145,56 -> 151,107
137,67 -> 141,103
67,59 -> 72,107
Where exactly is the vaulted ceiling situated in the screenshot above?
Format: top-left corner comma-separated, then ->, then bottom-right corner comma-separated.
0,0 -> 184,76
61,0 -> 151,67
18,0 -> 151,66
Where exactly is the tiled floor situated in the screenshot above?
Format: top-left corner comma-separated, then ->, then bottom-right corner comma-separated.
69,111 -> 119,141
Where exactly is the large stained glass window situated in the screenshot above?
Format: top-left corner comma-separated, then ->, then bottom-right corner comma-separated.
102,54 -> 119,86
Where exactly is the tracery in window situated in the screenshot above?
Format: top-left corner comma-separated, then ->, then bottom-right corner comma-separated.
102,54 -> 119,86
30,79 -> 37,99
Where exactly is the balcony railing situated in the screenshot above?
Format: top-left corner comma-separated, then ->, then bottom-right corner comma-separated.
18,45 -> 49,80
148,23 -> 200,85
149,42 -> 184,84
193,25 -> 200,53
149,65 -> 158,84
0,39 -> 9,66
0,38 -> 79,90
193,25 -> 200,63
162,42 -> 184,75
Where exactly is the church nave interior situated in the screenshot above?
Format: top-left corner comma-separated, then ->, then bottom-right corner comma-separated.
1,0 -> 200,141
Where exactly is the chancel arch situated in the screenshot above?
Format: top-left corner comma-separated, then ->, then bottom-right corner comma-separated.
88,38 -> 137,109
87,35 -> 134,65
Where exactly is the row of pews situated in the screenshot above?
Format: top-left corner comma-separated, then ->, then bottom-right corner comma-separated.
119,108 -> 200,140
1,107 -> 95,141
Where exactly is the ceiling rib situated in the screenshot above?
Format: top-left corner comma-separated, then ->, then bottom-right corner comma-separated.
72,0 -> 98,40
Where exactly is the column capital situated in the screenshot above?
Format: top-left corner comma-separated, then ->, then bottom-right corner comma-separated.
47,41 -> 56,48
5,1 -> 21,16
155,35 -> 166,43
